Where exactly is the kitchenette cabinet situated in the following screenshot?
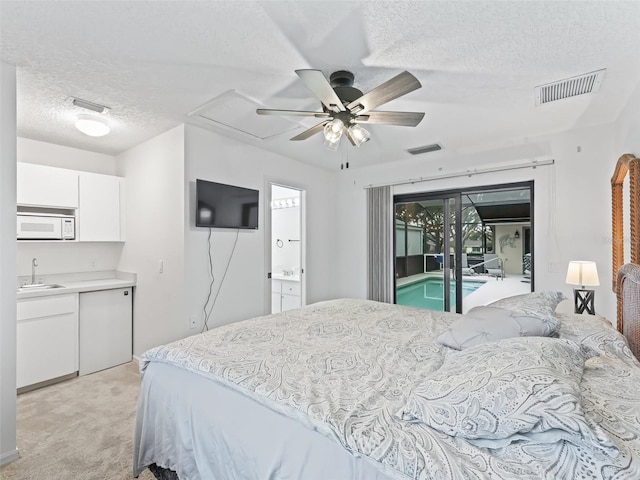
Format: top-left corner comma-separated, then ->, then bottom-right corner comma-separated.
17,293 -> 79,389
77,172 -> 124,241
17,162 -> 79,209
16,163 -> 125,242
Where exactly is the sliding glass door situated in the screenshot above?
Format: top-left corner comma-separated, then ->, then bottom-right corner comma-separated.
395,194 -> 461,312
394,182 -> 534,313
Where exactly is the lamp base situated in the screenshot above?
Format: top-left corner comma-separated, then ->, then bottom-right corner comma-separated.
573,288 -> 595,315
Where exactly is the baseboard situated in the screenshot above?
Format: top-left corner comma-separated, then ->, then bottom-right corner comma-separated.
0,448 -> 20,466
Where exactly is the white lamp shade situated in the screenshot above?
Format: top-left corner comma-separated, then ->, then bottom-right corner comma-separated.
566,261 -> 599,287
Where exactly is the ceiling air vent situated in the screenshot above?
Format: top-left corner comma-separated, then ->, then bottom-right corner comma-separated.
535,69 -> 605,106
407,143 -> 442,155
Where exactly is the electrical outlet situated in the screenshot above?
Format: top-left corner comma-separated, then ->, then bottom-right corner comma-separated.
189,314 -> 198,330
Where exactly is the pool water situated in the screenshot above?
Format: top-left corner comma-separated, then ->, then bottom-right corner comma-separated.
396,278 -> 486,311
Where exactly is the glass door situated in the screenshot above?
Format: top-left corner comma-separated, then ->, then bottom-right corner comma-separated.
395,195 -> 461,312
394,182 -> 534,314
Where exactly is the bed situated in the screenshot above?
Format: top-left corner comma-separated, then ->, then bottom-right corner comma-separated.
134,269 -> 640,480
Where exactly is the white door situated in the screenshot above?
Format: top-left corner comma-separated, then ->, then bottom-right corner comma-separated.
267,184 -> 305,314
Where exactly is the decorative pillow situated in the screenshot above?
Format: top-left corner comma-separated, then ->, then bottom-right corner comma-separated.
437,306 -> 557,350
487,290 -> 565,315
397,337 -> 617,455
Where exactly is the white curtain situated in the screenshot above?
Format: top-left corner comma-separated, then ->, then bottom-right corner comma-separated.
367,185 -> 393,303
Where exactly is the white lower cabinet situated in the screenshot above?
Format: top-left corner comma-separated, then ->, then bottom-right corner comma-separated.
17,293 -> 79,389
271,279 -> 301,313
79,288 -> 132,375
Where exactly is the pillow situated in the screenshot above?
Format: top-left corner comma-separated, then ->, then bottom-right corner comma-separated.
487,290 -> 565,321
397,337 -> 617,455
436,306 -> 557,350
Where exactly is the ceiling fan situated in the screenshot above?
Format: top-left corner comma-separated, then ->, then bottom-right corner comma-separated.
257,69 -> 425,149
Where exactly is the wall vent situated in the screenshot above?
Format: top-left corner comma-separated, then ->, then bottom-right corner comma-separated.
407,143 -> 442,155
535,69 -> 605,106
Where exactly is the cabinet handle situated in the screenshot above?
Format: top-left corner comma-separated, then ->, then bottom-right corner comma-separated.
124,291 -> 129,296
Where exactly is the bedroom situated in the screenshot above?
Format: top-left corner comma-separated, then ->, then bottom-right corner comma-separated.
2,1 -> 640,478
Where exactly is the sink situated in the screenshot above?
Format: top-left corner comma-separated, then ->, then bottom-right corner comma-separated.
17,284 -> 65,293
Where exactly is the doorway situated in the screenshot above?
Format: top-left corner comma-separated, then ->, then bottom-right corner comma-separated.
394,182 -> 533,313
268,183 -> 305,314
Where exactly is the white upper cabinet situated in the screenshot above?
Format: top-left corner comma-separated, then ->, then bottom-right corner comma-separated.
17,162 -> 79,208
77,172 -> 124,242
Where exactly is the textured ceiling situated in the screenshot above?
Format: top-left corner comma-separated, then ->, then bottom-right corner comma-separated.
2,1 -> 640,170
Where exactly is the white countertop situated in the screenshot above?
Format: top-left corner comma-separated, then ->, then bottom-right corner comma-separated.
16,271 -> 136,299
272,273 -> 300,282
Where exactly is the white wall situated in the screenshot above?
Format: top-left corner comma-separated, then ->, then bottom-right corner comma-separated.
16,138 -> 123,276
116,125 -> 185,356
18,137 -> 117,175
494,224 -> 525,275
184,124 -> 338,332
0,61 -> 19,465
336,125 -> 618,322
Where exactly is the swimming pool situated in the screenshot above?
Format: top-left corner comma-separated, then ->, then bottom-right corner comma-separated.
396,277 -> 486,311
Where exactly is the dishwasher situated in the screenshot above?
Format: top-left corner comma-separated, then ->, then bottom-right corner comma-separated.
79,287 -> 132,375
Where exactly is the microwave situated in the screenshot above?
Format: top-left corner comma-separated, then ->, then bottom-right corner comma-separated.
17,214 -> 75,240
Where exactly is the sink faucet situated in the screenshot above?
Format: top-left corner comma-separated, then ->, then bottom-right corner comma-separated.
31,258 -> 38,285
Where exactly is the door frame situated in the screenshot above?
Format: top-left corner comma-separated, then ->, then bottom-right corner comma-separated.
263,180 -> 307,314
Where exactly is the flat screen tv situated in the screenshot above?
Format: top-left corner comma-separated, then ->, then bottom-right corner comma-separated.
196,179 -> 259,229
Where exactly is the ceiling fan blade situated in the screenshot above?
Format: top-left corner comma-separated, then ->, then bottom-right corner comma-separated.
346,71 -> 421,114
354,111 -> 425,127
256,108 -> 330,118
295,69 -> 346,113
290,121 -> 328,141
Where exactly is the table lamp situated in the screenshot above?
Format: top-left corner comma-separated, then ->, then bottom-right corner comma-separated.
565,261 -> 599,315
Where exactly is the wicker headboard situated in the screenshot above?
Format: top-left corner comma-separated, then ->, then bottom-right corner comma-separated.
616,263 -> 640,359
611,153 -> 640,291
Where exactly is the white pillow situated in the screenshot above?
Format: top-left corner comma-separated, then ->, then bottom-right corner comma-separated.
487,290 -> 565,324
437,306 -> 557,350
397,337 -> 617,455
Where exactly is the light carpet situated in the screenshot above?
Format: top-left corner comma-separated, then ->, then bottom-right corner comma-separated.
0,362 -> 155,480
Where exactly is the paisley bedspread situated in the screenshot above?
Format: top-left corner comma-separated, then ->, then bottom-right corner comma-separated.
140,298 -> 640,479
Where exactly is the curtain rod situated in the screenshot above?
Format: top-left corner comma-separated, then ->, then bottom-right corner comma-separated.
363,159 -> 555,189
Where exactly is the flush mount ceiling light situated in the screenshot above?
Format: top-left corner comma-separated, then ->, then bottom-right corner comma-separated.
75,114 -> 110,137
257,69 -> 424,151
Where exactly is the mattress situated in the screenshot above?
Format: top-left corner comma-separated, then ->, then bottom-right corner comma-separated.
134,298 -> 640,479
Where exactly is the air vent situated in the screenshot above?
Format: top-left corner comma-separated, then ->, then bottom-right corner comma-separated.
407,143 -> 442,155
70,97 -> 110,114
535,69 -> 605,106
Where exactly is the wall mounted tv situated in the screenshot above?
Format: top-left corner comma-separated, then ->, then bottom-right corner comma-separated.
196,179 -> 259,229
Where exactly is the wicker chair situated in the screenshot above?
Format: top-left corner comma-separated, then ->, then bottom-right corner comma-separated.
616,263 -> 640,359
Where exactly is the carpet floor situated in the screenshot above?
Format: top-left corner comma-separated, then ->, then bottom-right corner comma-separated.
0,362 -> 155,480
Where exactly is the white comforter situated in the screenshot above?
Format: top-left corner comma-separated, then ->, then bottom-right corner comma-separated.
138,298 -> 640,479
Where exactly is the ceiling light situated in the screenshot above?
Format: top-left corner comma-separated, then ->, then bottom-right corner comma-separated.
348,124 -> 370,147
75,114 -> 110,137
323,119 -> 344,142
323,118 -> 344,150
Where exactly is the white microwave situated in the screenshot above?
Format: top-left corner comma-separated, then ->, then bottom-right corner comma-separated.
17,214 -> 75,240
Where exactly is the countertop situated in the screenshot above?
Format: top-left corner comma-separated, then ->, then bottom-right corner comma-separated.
271,273 -> 300,282
16,271 -> 136,299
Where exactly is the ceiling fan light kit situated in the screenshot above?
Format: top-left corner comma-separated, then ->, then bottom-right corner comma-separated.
257,69 -> 424,150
